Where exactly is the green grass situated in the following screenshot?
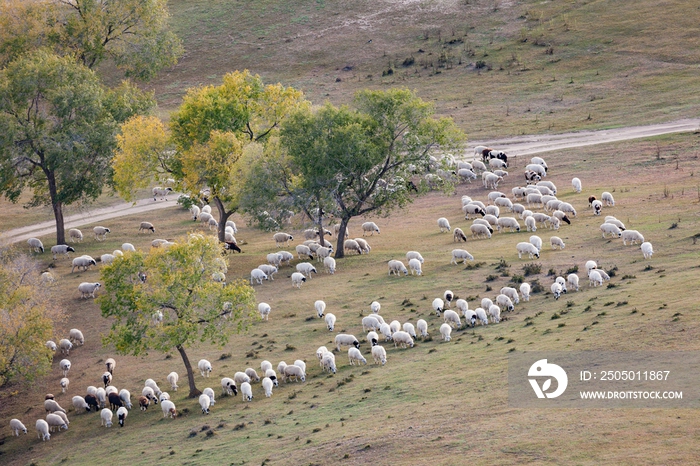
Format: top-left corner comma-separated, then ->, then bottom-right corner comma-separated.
2,133 -> 700,464
132,0 -> 700,138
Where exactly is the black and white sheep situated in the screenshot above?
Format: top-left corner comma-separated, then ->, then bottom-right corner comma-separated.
27,238 -> 45,253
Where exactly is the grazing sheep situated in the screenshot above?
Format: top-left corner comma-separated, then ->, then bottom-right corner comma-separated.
36,419 -> 50,441
322,256 -> 336,274
348,347 -> 367,365
550,236 -> 566,250
27,238 -> 45,253
443,309 -> 461,328
497,217 -> 521,232
388,260 -> 408,276
588,270 -> 603,287
496,294 -> 514,312
450,227 -> 467,243
525,216 -> 537,232
71,255 -> 97,273
530,235 -> 543,252
59,339 -> 73,355
621,230 -> 644,245
198,359 -> 212,378
600,223 -> 622,238
315,246 -> 334,263
455,299 -> 469,316
78,282 -> 101,299
567,273 -> 580,291
362,316 -> 381,332
392,331 -> 414,348
402,323 -> 417,339
273,232 -> 294,247
160,400 -> 177,418
199,394 -> 211,414
59,377 -> 69,393
46,340 -> 57,352
98,408 -> 113,427
458,168 -> 478,182
296,262 -> 318,278
516,242 -> 540,259
524,170 -> 541,184
601,192 -> 615,206
68,328 -> 84,346
475,308 -> 489,326
443,290 -> 454,308
108,392 -> 123,411
545,216 -> 560,230
405,252 -> 424,266
371,345 -> 387,365
572,177 -> 582,193
304,228 -> 332,240
379,322 -> 392,341
314,300 -> 326,318
152,186 -> 173,201
451,249 -> 474,264
555,276 -> 568,294
432,298 -> 444,316
51,244 -> 75,260
41,272 -> 55,283
10,419 -> 27,436
416,319 -> 429,338
389,320 -> 401,335
72,395 -> 91,413
93,226 -> 111,241
591,199 -> 603,215
326,312 -> 336,331
437,217 -> 451,232
488,305 -> 501,323
520,282 -> 531,301
283,365 -> 305,383
500,287 -> 520,304
527,193 -> 544,208
258,302 -> 271,321
221,378 -> 238,397
262,377 -> 274,397
245,368 -> 260,382
116,406 -> 128,427
295,244 -> 314,260
484,205 -> 500,217
482,298 -> 494,310
408,258 -> 423,276
463,204 -> 486,218
58,360 -> 71,378
470,223 -> 492,239
483,173 -> 504,190
494,197 -> 513,211
291,272 -> 307,288
138,396 -> 150,411
321,353 -> 337,374
558,202 -> 577,218
440,323 -> 452,342
361,222 -> 380,236
526,163 -> 547,178
335,334 -> 360,351
641,241 -> 654,259
472,160 -> 488,173
343,239 -> 363,255
585,260 -> 597,274
102,372 -> 112,388
551,282 -> 563,300
250,268 -> 269,285
139,221 -> 156,233
551,210 -> 571,225
68,228 -> 83,243
166,372 -> 179,391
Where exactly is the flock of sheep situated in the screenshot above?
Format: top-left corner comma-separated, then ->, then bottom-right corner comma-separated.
12,144 -> 655,445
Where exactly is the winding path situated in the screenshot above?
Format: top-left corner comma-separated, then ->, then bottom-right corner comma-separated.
3,118 -> 699,245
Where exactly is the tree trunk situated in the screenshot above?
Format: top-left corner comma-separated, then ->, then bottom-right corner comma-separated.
46,170 -> 66,245
176,344 -> 201,398
213,196 -> 233,243
334,217 -> 350,258
315,203 -> 325,245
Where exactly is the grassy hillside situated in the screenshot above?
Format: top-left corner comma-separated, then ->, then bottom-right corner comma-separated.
1,133 -> 700,465
137,0 -> 700,137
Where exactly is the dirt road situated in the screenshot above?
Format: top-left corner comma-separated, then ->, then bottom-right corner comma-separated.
3,118 -> 699,245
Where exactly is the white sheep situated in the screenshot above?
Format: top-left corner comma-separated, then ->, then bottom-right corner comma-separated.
443,290 -> 454,307
199,394 -> 211,414
36,419 -> 50,441
60,377 -> 69,393
463,204 -> 486,218
432,298 -> 444,315
78,282 -> 101,299
475,308 -> 489,326
371,345 -> 387,365
601,191 -> 615,206
622,230 -> 644,245
516,242 -> 540,259
388,260 -> 408,276
402,322 -> 417,339
558,202 -> 577,218
250,268 -> 269,285
68,228 -> 83,242
567,273 -> 580,291
282,365 -> 305,383
451,249 -> 475,264
550,236 -> 566,250
51,244 -> 76,260
10,419 -> 27,436
119,389 -> 132,409
443,309 -> 461,328
296,262 -> 318,278
520,282 -> 531,301
323,256 -> 336,274
67,328 -> 84,346
585,260 -> 597,274
198,359 -> 212,378
27,238 -> 45,253
261,360 -> 273,373
59,359 -> 71,376
496,294 -> 514,311
245,368 -> 261,383
262,377 -> 274,397
494,197 -> 513,211
458,168 -> 477,182
379,322 -> 392,341
321,353 -> 337,374
408,258 -> 423,276
641,242 -> 653,259
572,177 -> 582,193
500,287 -> 520,304
483,173 -> 503,189
370,301 -> 381,313
555,276 -> 568,293
523,216 -> 536,232
273,232 -> 294,247
484,205 -> 500,217
361,222 -> 380,236
315,246 -> 334,263
488,304 -> 501,323
470,224 -> 492,239
588,270 -> 603,287
314,300 -> 326,318
437,217 -> 451,232
389,320 -> 401,334
348,347 -> 367,365
526,163 -> 547,177
166,372 -> 179,391
265,368 -> 279,386
152,186 -> 173,200
258,302 -> 271,321
46,340 -> 57,352
59,338 -> 73,355
100,408 -> 113,427
497,217 -> 521,232
325,313 -> 336,331
488,158 -> 507,169
335,334 -> 360,351
93,226 -> 111,241
71,255 -> 96,273
416,319 -> 429,338
551,282 -> 563,300
291,272 -> 307,288
201,205 -> 212,214
439,323 -> 452,342
391,331 -> 414,348
160,400 -> 177,418
221,378 -> 237,396
362,316 -> 381,332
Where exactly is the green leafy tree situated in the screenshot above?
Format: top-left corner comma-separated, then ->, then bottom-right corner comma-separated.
0,50 -> 154,245
112,70 -> 308,241
0,250 -> 64,388
0,0 -> 183,81
99,234 -> 256,397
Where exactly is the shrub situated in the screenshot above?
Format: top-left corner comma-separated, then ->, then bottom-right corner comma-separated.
522,263 -> 541,276
530,279 -> 544,293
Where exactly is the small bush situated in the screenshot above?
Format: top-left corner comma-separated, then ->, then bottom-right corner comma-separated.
510,274 -> 524,284
566,301 -> 575,308
551,313 -> 560,320
465,261 -> 486,270
566,265 -> 579,274
547,268 -> 556,276
643,265 -> 654,271
402,57 -> 415,67
485,285 -> 492,292
494,259 -> 510,272
485,274 -> 499,282
475,60 -> 487,69
522,263 -> 541,276
530,280 -> 545,293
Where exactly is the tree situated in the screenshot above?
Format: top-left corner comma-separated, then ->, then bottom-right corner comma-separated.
112,70 -> 308,242
0,0 -> 183,81
99,234 -> 256,398
245,88 -> 466,257
0,50 -> 154,245
0,250 -> 64,388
